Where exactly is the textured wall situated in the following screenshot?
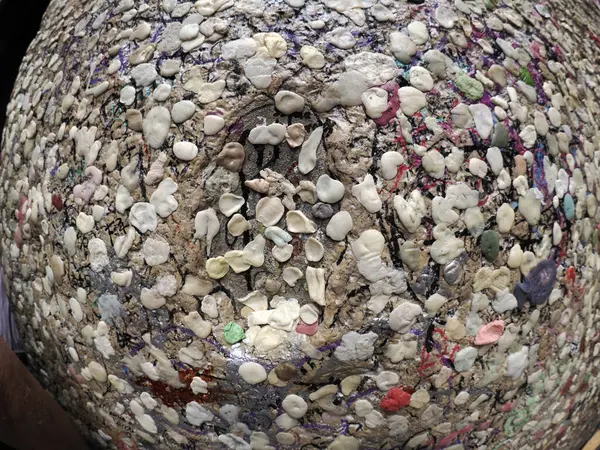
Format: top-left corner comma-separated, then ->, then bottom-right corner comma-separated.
1,0 -> 600,448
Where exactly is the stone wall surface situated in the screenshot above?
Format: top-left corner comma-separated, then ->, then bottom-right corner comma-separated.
2,0 -> 600,448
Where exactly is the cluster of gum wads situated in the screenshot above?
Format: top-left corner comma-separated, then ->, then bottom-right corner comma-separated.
2,0 -> 600,448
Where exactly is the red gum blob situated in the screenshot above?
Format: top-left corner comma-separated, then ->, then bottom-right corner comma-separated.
296,320 -> 318,336
380,387 -> 411,412
436,424 -> 474,449
52,194 -> 63,211
13,227 -> 22,247
501,401 -> 515,412
475,320 -> 505,345
478,419 -> 492,431
374,82 -> 400,126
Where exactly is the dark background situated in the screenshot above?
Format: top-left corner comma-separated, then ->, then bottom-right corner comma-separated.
0,0 -> 51,148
